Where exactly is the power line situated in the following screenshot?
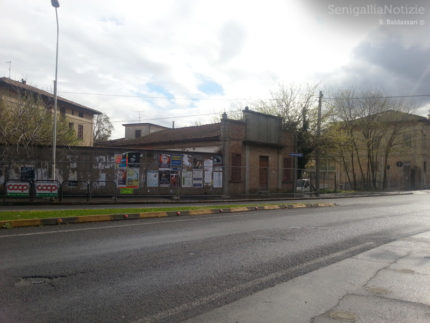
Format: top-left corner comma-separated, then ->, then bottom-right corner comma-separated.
59,90 -> 256,101
111,112 -> 223,124
323,94 -> 430,100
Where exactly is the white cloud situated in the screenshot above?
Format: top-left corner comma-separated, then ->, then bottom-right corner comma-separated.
1,0 -> 428,139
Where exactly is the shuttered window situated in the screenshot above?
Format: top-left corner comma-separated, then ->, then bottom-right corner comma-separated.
231,153 -> 241,183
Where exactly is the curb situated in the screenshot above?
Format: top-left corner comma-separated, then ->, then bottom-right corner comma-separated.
0,202 -> 335,229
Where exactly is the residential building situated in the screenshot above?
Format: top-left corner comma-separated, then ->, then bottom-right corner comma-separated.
0,77 -> 102,146
325,110 -> 430,191
122,122 -> 169,140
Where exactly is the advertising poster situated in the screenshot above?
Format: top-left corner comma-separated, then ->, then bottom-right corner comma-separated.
204,158 -> 213,186
128,152 -> 140,168
213,172 -> 223,188
204,170 -> 212,185
35,182 -> 59,197
120,188 -> 134,195
213,155 -> 223,171
117,168 -> 127,187
182,154 -> 193,169
171,154 -> 182,171
159,153 -> 171,170
193,158 -> 203,169
147,170 -> 159,187
182,170 -> 193,187
159,170 -> 171,187
6,182 -> 30,197
114,154 -> 122,166
192,169 -> 203,187
170,172 -> 179,187
127,168 -> 139,188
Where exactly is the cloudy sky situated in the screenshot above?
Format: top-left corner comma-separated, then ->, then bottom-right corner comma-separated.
1,0 -> 430,138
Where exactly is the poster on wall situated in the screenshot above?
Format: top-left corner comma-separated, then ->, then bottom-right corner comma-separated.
182,170 -> 193,187
193,169 -> 203,187
159,153 -> 171,170
159,170 -> 170,187
213,172 -> 223,188
147,170 -> 159,187
128,152 -> 140,168
193,158 -> 203,169
170,172 -> 179,187
127,168 -> 139,188
35,182 -> 59,197
6,182 -> 30,197
213,155 -> 223,171
171,154 -> 182,171
182,154 -> 193,169
204,158 -> 213,186
117,168 -> 127,187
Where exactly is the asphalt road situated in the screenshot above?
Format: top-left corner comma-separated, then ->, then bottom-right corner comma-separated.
1,193 -> 430,322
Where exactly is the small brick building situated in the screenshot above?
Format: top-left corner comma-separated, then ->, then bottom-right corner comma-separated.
99,108 -> 296,195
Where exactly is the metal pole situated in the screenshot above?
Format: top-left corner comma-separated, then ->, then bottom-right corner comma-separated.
315,91 -> 323,196
52,4 -> 59,180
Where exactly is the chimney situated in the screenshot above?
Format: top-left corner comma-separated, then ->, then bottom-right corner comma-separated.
172,121 -> 175,129
21,79 -> 26,85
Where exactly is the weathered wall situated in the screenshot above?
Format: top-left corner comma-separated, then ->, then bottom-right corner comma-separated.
0,145 -> 224,196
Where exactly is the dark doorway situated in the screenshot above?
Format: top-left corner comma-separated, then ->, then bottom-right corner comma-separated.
259,156 -> 269,189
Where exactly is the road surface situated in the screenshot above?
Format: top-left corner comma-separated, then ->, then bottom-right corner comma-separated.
1,193 -> 430,322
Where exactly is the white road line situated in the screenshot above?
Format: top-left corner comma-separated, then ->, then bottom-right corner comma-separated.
0,208 -> 304,239
135,242 -> 376,323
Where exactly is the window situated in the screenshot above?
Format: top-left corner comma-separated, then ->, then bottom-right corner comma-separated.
71,109 -> 74,115
60,107 -> 66,117
135,129 -> 142,138
231,153 -> 241,183
283,158 -> 293,183
79,111 -> 84,118
69,122 -> 74,130
78,124 -> 84,140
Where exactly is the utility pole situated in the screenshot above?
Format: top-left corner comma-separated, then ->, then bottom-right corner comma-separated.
315,91 -> 323,196
51,0 -> 60,181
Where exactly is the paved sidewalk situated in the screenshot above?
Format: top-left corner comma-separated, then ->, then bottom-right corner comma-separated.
190,231 -> 430,323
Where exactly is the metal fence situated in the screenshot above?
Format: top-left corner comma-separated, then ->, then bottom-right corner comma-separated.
0,165 -> 339,203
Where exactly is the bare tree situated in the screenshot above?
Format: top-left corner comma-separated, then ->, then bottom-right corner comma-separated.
250,84 -> 324,175
93,113 -> 113,143
325,90 -> 411,190
0,91 -> 77,159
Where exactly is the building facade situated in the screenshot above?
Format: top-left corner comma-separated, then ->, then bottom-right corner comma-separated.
0,77 -> 101,146
99,108 -> 296,195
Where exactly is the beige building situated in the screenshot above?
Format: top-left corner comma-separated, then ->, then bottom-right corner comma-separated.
122,122 -> 168,140
331,111 -> 430,191
0,77 -> 101,146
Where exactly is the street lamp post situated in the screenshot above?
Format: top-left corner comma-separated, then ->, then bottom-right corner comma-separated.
51,0 -> 60,181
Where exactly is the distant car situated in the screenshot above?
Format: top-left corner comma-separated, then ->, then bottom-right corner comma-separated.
296,179 -> 311,192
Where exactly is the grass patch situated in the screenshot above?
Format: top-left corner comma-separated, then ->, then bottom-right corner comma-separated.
0,203 -> 289,221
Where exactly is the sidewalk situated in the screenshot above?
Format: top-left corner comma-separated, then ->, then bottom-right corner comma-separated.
189,231 -> 430,323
